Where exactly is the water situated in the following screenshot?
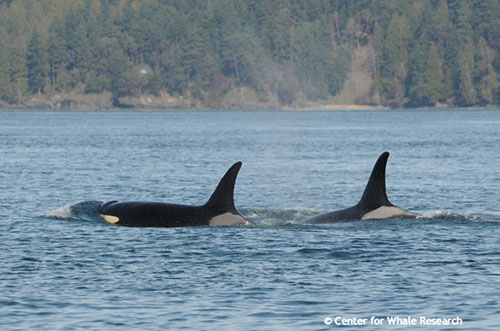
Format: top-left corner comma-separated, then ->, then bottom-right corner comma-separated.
0,109 -> 499,330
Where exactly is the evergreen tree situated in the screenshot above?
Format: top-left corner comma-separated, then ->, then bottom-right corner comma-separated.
456,38 -> 476,106
145,64 -> 162,96
293,18 -> 330,100
2,0 -> 500,107
270,7 -> 292,61
7,0 -> 29,37
9,38 -> 28,101
84,70 -> 105,93
73,22 -> 91,80
475,37 -> 498,105
433,0 -> 455,102
424,43 -> 445,105
327,49 -> 350,96
183,23 -> 206,80
379,13 -> 411,104
27,30 -> 46,94
160,46 -> 187,94
433,0 -> 453,49
220,28 -> 260,88
452,1 -> 475,106
108,45 -> 135,106
0,3 -> 8,28
48,19 -> 68,90
409,43 -> 444,106
0,28 -> 10,99
248,0 -> 275,51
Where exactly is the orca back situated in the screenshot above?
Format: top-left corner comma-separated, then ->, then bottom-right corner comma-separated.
97,162 -> 250,227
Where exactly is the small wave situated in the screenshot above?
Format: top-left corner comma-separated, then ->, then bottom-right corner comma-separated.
417,210 -> 467,219
417,210 -> 500,222
296,247 -> 332,255
43,204 -> 77,220
43,200 -> 103,222
257,218 -> 295,226
242,207 -> 323,225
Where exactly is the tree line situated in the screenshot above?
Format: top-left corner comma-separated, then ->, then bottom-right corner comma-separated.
1,0 -> 500,108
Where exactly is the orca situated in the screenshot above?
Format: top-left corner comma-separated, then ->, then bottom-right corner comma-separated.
304,152 -> 417,224
97,162 -> 253,227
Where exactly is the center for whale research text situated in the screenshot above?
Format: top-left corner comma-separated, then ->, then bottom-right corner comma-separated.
324,315 -> 463,327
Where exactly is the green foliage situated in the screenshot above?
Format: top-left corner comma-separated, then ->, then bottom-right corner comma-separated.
378,13 -> 411,103
277,80 -> 296,106
27,30 -> 46,94
9,38 -> 28,101
47,18 -> 68,90
475,37 -> 499,105
328,49 -> 351,96
0,28 -> 10,99
1,0 -> 500,108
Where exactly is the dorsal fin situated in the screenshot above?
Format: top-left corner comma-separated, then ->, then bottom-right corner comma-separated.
357,152 -> 394,209
204,162 -> 242,213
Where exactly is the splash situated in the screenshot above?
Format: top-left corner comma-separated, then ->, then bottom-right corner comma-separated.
417,210 -> 467,219
43,204 -> 76,220
416,210 -> 500,222
241,207 -> 324,225
43,200 -> 103,222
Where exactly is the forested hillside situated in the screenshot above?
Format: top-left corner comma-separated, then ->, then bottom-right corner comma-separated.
1,0 -> 500,109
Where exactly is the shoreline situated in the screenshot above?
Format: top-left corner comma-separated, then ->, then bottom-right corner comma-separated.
1,93 -> 499,112
1,105 -> 499,111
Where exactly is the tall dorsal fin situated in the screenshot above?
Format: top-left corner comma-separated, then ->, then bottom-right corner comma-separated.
205,162 -> 242,213
358,152 -> 394,209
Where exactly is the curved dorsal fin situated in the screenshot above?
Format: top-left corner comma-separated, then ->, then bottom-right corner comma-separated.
358,152 -> 394,209
205,162 -> 242,213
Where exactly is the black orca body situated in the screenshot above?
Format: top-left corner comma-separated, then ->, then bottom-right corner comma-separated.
304,152 -> 417,224
97,162 -> 253,227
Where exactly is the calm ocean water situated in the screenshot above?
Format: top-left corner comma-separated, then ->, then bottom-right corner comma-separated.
0,109 -> 499,330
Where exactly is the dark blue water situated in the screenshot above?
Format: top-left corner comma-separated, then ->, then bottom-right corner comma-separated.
1,110 -> 499,330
